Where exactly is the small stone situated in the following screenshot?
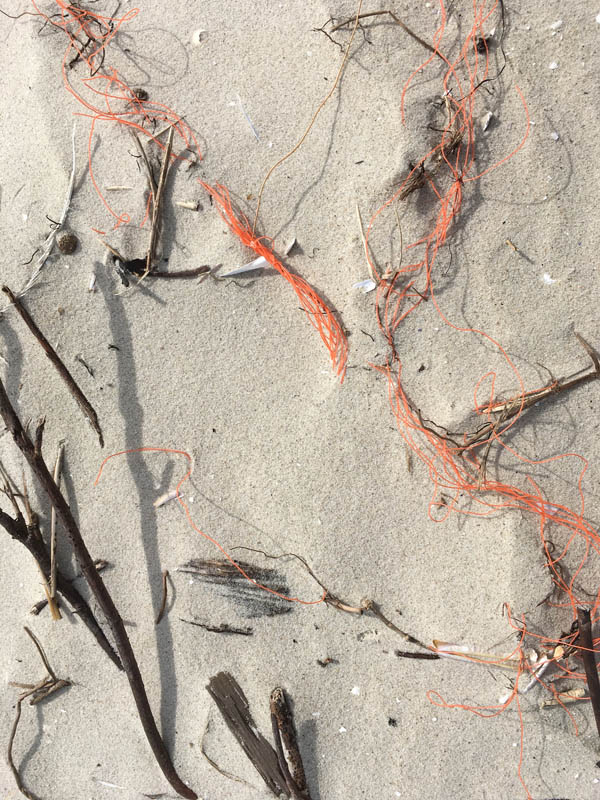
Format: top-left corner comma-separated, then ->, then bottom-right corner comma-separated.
132,88 -> 149,101
57,232 -> 78,255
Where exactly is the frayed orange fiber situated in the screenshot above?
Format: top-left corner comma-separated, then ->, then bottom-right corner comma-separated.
360,0 -> 599,794
200,181 -> 348,380
94,447 -> 326,606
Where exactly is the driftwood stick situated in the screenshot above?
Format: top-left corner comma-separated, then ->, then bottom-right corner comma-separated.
2,286 -> 104,447
207,672 -> 288,797
270,688 -> 311,800
0,379 -> 196,800
577,607 -> 600,745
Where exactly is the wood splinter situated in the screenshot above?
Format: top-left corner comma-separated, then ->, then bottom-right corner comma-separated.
206,673 -> 312,798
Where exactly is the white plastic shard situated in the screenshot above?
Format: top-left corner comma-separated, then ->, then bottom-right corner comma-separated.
353,278 -> 377,293
219,256 -> 268,278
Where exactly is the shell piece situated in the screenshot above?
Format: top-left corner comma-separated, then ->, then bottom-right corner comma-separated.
57,232 -> 78,255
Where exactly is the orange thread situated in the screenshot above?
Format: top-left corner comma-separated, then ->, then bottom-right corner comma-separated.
94,447 -> 326,606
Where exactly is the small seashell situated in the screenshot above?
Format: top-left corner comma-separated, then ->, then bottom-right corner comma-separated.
57,232 -> 78,255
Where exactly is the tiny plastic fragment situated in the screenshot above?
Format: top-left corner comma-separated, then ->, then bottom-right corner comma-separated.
220,256 -> 268,277
353,279 -> 377,293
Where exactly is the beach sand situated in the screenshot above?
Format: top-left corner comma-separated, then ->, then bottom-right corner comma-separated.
1,2 -> 600,798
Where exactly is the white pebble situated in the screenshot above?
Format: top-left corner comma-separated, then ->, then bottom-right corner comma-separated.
596,12 -> 600,24
551,131 -> 560,141
549,20 -> 562,30
339,726 -> 347,734
549,61 -> 559,70
351,686 -> 360,696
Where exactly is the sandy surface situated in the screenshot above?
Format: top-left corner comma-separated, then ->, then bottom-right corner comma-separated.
1,2 -> 600,798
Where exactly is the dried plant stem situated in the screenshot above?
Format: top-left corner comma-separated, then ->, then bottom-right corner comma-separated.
145,126 -> 174,276
0,379 -> 197,800
49,441 -> 65,613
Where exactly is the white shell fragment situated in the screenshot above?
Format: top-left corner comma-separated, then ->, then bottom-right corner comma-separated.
542,273 -> 557,284
191,29 -> 207,46
351,686 -> 360,696
481,110 -> 494,131
353,279 -> 377,293
549,61 -> 559,70
220,256 -> 268,278
154,490 -> 179,508
283,237 -> 297,256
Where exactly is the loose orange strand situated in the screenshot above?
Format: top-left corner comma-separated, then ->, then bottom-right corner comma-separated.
94,447 -> 326,606
200,182 -> 348,380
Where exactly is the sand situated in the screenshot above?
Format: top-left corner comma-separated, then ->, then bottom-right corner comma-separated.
1,2 -> 600,798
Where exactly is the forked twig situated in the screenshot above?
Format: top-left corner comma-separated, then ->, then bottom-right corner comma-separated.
8,627 -> 70,800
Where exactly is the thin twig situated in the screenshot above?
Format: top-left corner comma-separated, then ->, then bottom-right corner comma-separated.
155,569 -> 169,625
331,9 -> 438,57
179,619 -> 253,636
24,626 -> 56,681
150,265 -> 211,279
0,381 -> 197,800
364,600 -> 437,654
2,286 -> 104,447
